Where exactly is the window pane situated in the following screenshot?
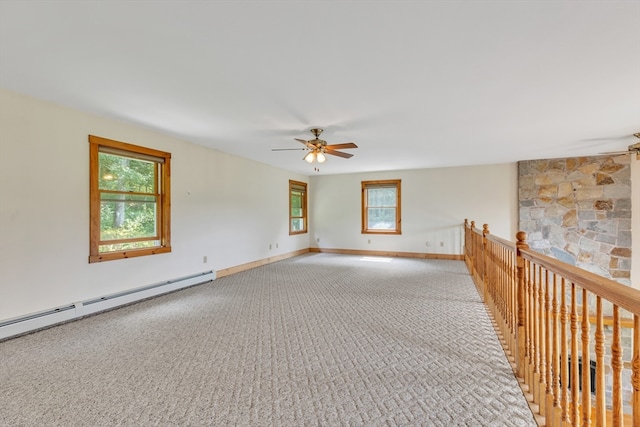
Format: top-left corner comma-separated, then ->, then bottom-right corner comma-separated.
99,152 -> 156,193
100,193 -> 158,241
291,191 -> 302,208
367,187 -> 396,207
291,218 -> 304,231
291,207 -> 303,217
367,207 -> 396,229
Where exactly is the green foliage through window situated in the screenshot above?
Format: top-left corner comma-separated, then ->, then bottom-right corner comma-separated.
98,153 -> 158,247
367,187 -> 397,229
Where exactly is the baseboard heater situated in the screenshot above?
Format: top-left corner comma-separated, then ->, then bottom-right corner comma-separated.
0,270 -> 215,340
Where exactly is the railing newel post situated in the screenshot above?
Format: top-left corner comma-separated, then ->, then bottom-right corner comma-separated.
516,231 -> 529,380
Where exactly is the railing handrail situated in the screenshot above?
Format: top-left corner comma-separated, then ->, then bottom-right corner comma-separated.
467,222 -> 516,250
519,247 -> 640,315
486,233 -> 516,250
470,226 -> 483,235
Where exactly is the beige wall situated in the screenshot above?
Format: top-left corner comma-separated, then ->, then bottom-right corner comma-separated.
0,89 -> 520,322
0,89 -> 309,320
309,165 -> 519,255
632,154 -> 639,288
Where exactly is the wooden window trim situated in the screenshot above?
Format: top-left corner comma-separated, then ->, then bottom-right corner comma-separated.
89,135 -> 171,263
289,180 -> 308,235
361,179 -> 401,235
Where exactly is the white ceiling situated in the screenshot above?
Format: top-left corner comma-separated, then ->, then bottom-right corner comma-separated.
1,1 -> 639,176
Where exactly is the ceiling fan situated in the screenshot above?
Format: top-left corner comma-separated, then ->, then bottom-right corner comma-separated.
599,132 -> 640,155
272,128 -> 358,167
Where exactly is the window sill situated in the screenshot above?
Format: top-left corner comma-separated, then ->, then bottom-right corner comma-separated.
89,246 -> 171,263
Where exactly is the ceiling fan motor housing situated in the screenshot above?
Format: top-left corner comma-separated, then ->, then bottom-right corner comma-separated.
310,128 -> 323,138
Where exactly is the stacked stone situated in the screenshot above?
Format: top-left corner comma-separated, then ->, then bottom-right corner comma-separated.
518,155 -> 632,284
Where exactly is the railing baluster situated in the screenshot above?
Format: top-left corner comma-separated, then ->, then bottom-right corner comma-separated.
533,263 -> 541,403
500,244 -> 505,341
570,282 -> 579,425
545,269 -> 553,420
528,258 -> 535,391
464,219 -> 470,272
594,296 -> 605,427
612,305 -> 623,425
581,289 -> 591,427
560,277 -> 569,425
538,265 -> 547,410
470,221 -> 476,288
516,231 -> 528,381
483,224 -> 489,303
511,248 -> 517,355
510,247 -> 516,355
551,273 -> 561,425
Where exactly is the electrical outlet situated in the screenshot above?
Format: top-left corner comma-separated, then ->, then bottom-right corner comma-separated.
275,243 -> 278,249
269,244 -> 272,250
203,256 -> 207,263
368,239 -> 371,244
316,238 -> 320,243
440,241 -> 444,247
426,241 -> 431,247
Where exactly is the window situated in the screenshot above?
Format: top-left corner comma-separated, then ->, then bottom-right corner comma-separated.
289,180 -> 307,234
89,135 -> 171,262
361,179 -> 401,234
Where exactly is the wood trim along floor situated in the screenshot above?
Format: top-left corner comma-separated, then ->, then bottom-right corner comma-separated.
309,247 -> 464,261
215,248 -> 310,278
216,248 -> 464,278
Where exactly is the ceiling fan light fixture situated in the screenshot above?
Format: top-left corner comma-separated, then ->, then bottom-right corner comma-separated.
304,151 -> 316,163
316,152 -> 326,163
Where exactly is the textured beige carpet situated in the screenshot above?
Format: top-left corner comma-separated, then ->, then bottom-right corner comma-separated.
0,254 -> 536,426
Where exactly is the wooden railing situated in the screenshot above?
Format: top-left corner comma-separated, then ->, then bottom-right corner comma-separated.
464,219 -> 640,426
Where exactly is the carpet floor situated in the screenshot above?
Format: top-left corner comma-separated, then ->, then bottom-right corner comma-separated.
0,254 -> 536,426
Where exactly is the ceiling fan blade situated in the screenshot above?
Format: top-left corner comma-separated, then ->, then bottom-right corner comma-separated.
272,148 -> 308,151
598,151 -> 633,155
295,138 -> 309,145
325,143 -> 358,150
325,149 -> 353,159
597,140 -> 640,155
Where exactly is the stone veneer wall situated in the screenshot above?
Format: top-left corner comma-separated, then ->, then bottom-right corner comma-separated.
519,155 -> 634,412
518,155 -> 632,285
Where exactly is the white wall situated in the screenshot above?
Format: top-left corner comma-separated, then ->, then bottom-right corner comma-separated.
309,165 -> 519,255
0,89 -> 309,321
